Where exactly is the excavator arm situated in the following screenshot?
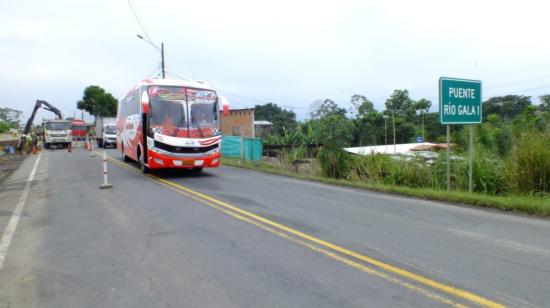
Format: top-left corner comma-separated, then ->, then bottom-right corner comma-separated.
18,100 -> 63,151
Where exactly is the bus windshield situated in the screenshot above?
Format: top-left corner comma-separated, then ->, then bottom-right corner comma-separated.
188,88 -> 218,138
148,86 -> 187,137
45,122 -> 70,131
148,86 -> 218,138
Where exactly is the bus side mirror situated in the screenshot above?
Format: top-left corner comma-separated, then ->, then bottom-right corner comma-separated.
141,90 -> 150,114
219,96 -> 230,116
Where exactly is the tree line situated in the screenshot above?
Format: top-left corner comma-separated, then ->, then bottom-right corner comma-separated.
0,107 -> 23,133
256,91 -> 550,150
254,91 -> 550,195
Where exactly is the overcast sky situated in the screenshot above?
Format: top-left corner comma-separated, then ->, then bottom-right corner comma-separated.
2,0 -> 550,122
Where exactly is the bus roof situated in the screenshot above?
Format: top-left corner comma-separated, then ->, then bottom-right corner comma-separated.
137,78 -> 214,90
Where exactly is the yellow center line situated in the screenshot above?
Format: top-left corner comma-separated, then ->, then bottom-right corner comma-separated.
101,153 -> 505,308
160,183 -> 468,308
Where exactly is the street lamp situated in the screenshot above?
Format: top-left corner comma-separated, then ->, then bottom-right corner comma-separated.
136,34 -> 165,79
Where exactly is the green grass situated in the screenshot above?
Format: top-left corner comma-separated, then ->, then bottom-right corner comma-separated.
222,157 -> 550,217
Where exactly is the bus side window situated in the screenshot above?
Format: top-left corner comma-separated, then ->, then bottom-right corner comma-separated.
134,90 -> 140,114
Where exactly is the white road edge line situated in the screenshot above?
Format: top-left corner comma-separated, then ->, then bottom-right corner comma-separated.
0,152 -> 42,269
447,228 -> 550,258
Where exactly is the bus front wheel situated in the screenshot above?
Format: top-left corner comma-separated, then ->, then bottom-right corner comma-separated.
138,152 -> 149,174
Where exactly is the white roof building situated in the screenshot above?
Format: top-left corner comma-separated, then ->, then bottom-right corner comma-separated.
344,143 -> 439,156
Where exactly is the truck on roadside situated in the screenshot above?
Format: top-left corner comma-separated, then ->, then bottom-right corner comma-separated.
70,119 -> 87,141
43,119 -> 72,149
95,117 -> 117,148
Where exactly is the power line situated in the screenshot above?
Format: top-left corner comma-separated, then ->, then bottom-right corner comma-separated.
146,63 -> 161,78
127,0 -> 153,43
475,62 -> 550,80
164,70 -> 190,81
487,85 -> 550,96
125,1 -> 283,110
216,89 -> 269,104
484,74 -> 550,91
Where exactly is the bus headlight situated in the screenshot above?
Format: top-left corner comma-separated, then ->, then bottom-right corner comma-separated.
194,160 -> 204,166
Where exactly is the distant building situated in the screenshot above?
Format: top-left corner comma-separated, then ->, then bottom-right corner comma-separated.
220,108 -> 255,138
344,143 -> 455,161
254,120 -> 273,138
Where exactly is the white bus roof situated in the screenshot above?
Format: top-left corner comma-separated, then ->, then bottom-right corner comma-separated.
136,78 -> 214,91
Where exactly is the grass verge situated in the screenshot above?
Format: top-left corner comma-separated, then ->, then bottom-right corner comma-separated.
222,158 -> 550,217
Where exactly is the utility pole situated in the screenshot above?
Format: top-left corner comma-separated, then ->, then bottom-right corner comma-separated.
137,34 -> 165,79
383,115 -> 388,145
161,43 -> 165,78
421,110 -> 425,143
392,112 -> 396,155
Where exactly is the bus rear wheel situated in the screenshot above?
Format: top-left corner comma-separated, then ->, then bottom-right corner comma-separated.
121,144 -> 130,162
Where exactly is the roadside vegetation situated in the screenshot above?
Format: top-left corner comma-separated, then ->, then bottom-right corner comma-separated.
228,92 -> 550,216
0,107 -> 22,134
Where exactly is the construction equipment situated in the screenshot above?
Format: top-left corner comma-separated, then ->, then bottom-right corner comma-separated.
18,100 -> 64,151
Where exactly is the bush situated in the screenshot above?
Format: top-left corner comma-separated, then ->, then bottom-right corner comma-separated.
506,131 -> 550,194
347,153 -> 392,182
385,157 -> 433,188
318,148 -> 354,179
0,121 -> 9,133
349,154 -> 437,189
452,149 -> 507,194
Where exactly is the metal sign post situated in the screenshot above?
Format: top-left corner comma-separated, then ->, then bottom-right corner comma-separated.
468,125 -> 474,192
439,77 -> 482,192
446,125 -> 450,191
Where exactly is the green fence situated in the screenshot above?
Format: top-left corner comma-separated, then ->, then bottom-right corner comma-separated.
221,136 -> 263,161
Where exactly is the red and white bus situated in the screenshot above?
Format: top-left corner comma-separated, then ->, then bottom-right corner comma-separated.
117,78 -> 228,173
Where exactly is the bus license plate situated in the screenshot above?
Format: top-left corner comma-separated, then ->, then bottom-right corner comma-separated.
173,160 -> 193,166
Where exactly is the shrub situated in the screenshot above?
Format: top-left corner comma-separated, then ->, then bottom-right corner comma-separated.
0,121 -> 9,134
385,157 -> 433,188
453,149 -> 507,194
318,148 -> 353,179
347,153 -> 392,182
506,131 -> 550,194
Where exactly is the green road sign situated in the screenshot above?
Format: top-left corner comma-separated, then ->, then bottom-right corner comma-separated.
439,77 -> 482,124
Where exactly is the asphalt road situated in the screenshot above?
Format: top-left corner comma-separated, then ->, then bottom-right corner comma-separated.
0,148 -> 549,307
